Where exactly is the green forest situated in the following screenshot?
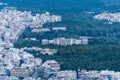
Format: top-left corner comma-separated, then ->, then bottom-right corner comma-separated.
20,45 -> 120,71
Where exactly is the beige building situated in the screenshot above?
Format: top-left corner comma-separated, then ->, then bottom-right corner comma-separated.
11,68 -> 30,78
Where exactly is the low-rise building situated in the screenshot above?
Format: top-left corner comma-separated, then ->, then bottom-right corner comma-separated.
41,48 -> 57,55
42,39 -> 49,45
55,70 -> 77,80
42,60 -> 60,71
52,27 -> 67,31
11,68 -> 30,78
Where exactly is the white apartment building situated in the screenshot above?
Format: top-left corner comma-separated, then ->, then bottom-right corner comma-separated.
42,38 -> 88,46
